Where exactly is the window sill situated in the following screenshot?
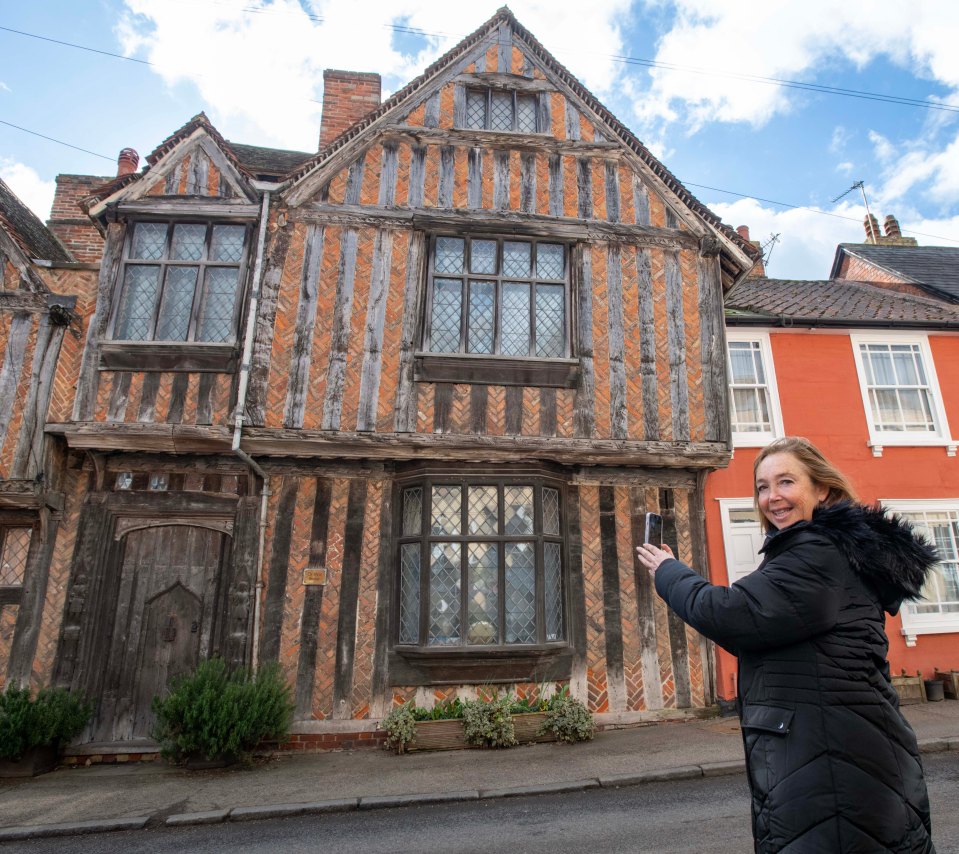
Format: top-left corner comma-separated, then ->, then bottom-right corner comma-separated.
99,342 -> 239,373
414,353 -> 579,388
388,644 -> 573,686
900,620 -> 959,647
867,438 -> 958,458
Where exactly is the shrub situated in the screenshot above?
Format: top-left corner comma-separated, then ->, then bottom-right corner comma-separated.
0,685 -> 91,761
462,695 -> 516,748
381,702 -> 418,753
539,688 -> 595,744
151,659 -> 293,764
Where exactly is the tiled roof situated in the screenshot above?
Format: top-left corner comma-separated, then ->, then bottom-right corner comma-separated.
832,244 -> 959,302
0,177 -> 72,263
227,142 -> 312,178
726,276 -> 959,326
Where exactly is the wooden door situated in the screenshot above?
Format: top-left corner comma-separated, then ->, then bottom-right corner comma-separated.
91,523 -> 227,743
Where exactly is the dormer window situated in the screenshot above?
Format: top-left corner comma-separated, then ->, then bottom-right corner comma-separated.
111,221 -> 248,343
465,88 -> 539,133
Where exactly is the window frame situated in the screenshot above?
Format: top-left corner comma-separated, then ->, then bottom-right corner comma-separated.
422,234 -> 572,359
463,87 -> 541,134
850,332 -> 953,455
108,219 -> 251,346
879,499 -> 959,644
0,523 -> 35,606
725,330 -> 784,447
393,473 -> 570,653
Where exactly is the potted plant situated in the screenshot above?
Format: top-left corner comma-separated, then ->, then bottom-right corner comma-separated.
151,658 -> 293,768
538,686 -> 596,743
0,684 -> 91,777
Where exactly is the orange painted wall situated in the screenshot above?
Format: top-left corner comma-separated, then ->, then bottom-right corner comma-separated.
705,328 -> 959,701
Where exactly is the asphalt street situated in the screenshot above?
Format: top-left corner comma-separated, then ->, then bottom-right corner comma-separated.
7,751 -> 958,854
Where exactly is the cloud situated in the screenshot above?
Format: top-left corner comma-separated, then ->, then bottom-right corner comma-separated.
0,159 -> 56,222
871,127 -> 959,209
116,0 -> 635,151
633,1 -> 959,129
707,197 -> 866,279
0,81 -> 10,93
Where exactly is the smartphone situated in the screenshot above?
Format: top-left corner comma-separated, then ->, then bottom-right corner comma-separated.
644,512 -> 663,547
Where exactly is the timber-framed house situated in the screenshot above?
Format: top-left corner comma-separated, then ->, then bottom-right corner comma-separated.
2,8 -> 759,750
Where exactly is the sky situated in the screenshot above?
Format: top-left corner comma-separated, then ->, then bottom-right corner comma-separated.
2,0 -> 959,280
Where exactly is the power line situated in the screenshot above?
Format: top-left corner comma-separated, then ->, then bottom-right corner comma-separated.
0,25 -> 155,66
0,119 -> 114,161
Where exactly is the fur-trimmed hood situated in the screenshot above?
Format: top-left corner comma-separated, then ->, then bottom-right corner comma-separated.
763,501 -> 939,613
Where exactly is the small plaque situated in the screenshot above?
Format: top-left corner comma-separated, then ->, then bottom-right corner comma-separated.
303,567 -> 328,586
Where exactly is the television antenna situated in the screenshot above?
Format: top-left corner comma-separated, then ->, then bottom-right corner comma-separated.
760,232 -> 781,272
832,180 -> 877,241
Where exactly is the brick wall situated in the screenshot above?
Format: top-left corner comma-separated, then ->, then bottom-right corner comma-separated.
319,70 -> 381,149
836,254 -> 935,300
48,175 -> 108,263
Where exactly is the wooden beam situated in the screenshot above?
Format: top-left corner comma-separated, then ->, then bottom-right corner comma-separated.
116,200 -> 259,219
664,251 -> 690,441
321,229 -> 359,431
284,224 -> 324,428
382,124 -> 621,157
356,229 -> 394,431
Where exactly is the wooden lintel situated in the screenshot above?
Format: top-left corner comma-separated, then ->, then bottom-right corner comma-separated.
383,123 -> 621,157
116,200 -> 261,220
454,72 -> 553,91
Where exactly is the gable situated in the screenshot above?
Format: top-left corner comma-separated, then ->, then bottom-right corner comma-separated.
281,9 -> 756,283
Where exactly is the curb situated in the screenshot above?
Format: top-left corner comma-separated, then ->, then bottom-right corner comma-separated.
3,740 -> 956,840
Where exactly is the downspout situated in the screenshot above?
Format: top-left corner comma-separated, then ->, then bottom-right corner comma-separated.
233,189 -> 271,672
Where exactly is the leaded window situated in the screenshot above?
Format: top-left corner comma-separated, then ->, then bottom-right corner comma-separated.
0,527 -> 31,588
397,479 -> 566,648
426,236 -> 569,358
112,221 -> 248,343
465,88 -> 539,133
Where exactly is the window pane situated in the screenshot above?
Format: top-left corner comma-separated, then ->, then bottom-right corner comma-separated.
728,341 -> 758,384
465,89 -> 486,129
535,284 -> 565,357
0,528 -> 31,587
115,265 -> 160,340
536,244 -> 564,280
197,267 -> 239,342
867,346 -> 896,385
429,278 -> 462,352
171,223 -> 206,261
732,388 -> 770,432
431,485 -> 461,535
467,486 -> 498,535
399,544 -> 420,644
502,241 -> 531,277
131,222 -> 167,260
429,542 -> 461,645
403,487 -> 423,536
871,388 -> 903,430
516,94 -> 537,132
155,266 -> 198,340
211,225 -> 245,263
544,542 -> 563,641
435,237 -> 465,274
899,389 -> 934,431
504,486 -> 534,534
470,239 -> 497,274
467,543 -> 499,645
505,542 -> 536,643
490,91 -> 512,131
501,283 -> 530,355
543,488 -> 560,535
467,281 -> 495,354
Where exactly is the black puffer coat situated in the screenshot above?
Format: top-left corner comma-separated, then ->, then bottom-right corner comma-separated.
654,502 -> 938,853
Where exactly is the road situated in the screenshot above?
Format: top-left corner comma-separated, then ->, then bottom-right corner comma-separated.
9,752 -> 959,853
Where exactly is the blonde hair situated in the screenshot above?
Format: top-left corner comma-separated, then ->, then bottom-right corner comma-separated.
753,437 -> 858,533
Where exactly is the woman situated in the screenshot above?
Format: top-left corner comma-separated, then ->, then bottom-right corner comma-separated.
636,437 -> 937,853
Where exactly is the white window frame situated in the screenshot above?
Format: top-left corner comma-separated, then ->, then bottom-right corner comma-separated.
850,332 -> 955,457
880,499 -> 959,645
726,330 -> 784,447
718,498 -> 765,585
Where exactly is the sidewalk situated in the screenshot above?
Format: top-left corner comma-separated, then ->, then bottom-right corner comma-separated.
1,703 -> 957,841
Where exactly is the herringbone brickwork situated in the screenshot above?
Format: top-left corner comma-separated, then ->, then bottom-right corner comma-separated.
579,484 -> 609,713
279,477 -> 316,688
651,249 -> 673,441
680,248 -> 706,442
615,485 -> 645,711
267,222 -> 307,428
621,245 -> 644,439
350,479 -> 383,717
674,489 -> 706,706
590,245 -> 611,439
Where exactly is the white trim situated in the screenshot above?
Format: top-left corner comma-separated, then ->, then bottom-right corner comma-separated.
849,331 -> 954,453
726,330 -> 784,447
880,498 -> 959,640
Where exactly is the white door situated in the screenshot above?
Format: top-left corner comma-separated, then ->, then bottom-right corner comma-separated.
721,504 -> 765,585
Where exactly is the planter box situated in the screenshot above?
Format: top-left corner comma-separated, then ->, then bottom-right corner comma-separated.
513,712 -> 555,744
935,670 -> 959,700
407,719 -> 471,752
0,745 -> 58,778
892,675 -> 926,705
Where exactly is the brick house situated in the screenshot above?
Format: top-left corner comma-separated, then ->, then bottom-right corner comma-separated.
0,8 -> 764,751
707,227 -> 959,703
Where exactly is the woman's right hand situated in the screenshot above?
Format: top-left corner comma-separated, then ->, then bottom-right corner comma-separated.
635,543 -> 675,579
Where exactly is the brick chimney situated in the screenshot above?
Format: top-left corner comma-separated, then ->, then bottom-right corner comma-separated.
863,212 -> 917,247
319,70 -> 381,149
736,225 -> 766,277
117,148 -> 140,177
47,175 -> 108,264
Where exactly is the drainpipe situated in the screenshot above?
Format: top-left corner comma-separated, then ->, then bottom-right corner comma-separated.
233,189 -> 271,672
